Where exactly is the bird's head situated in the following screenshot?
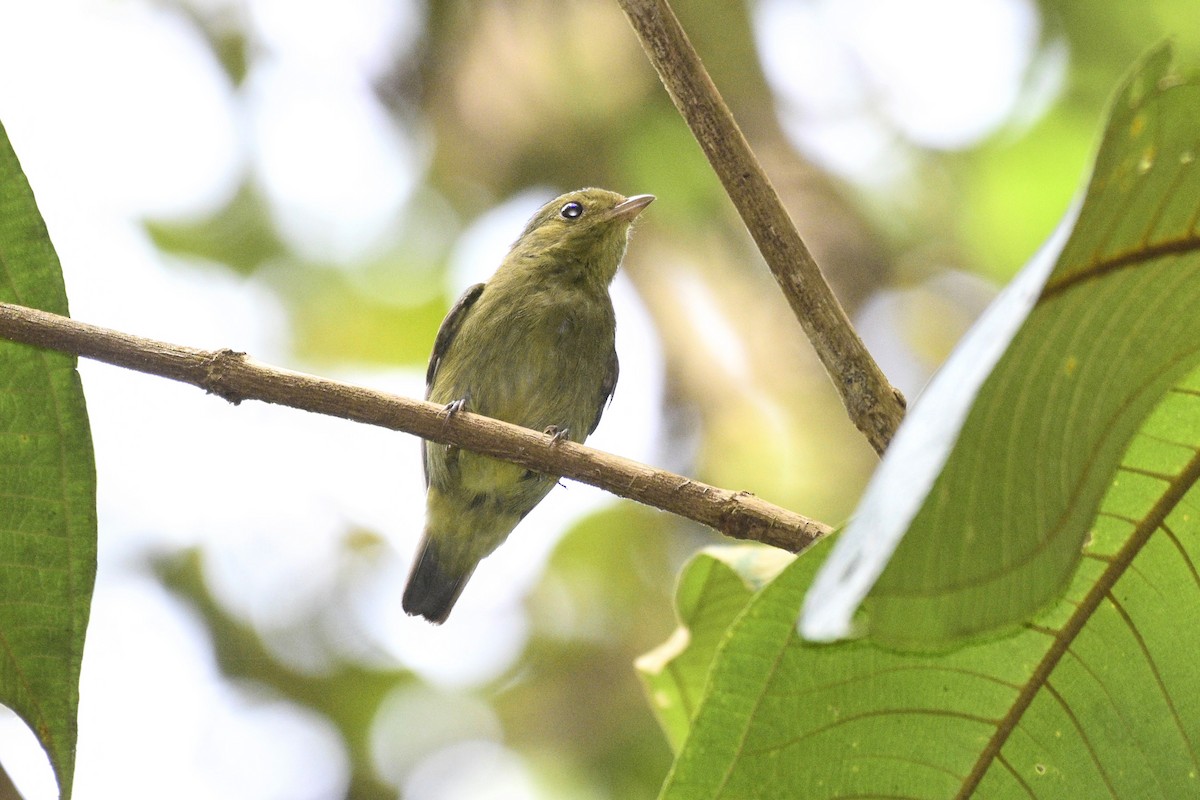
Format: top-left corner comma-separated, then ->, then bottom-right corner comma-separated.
508,188 -> 654,286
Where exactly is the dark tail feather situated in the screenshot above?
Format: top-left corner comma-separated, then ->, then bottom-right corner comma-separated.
402,537 -> 475,624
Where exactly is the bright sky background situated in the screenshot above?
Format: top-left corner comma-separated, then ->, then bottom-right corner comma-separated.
0,0 -> 1047,797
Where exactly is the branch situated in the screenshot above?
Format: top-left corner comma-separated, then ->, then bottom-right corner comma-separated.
0,302 -> 832,553
617,0 -> 906,455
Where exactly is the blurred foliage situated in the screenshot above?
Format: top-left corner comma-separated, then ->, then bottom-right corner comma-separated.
159,504 -> 681,798
500,505 -> 683,797
138,0 -> 1200,797
146,183 -> 287,274
159,548 -> 412,800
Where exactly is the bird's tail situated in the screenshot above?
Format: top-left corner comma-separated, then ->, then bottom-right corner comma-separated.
402,535 -> 476,625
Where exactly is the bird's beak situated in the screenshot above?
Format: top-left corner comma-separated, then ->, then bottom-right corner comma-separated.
610,194 -> 655,221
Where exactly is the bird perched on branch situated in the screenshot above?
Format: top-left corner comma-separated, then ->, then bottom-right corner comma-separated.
403,188 -> 654,623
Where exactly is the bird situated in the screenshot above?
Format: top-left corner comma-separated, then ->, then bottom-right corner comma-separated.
402,188 -> 654,623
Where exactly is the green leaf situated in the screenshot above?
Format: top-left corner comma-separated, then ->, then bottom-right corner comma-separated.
144,181 -> 287,275
636,545 -> 793,752
650,42 -> 1200,800
0,120 -> 97,798
660,417 -> 1200,797
803,43 -> 1200,647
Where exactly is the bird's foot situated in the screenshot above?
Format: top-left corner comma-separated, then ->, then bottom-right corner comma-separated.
543,425 -> 571,443
441,398 -> 468,450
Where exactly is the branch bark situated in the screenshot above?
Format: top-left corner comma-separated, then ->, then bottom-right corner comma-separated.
0,302 -> 831,553
616,0 -> 906,455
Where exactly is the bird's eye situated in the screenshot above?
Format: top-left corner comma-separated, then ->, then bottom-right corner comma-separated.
560,201 -> 583,219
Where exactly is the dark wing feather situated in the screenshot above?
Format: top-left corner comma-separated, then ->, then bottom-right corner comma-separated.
422,283 -> 484,486
426,283 -> 485,396
589,348 -> 619,435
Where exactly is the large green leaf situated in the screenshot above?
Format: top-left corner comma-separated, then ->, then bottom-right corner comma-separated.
636,545 -> 793,752
802,44 -> 1200,647
0,121 -> 97,798
659,383 -> 1200,796
651,44 -> 1200,799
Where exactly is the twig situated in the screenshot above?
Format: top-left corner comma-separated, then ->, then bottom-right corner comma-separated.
616,0 -> 906,455
0,302 -> 831,553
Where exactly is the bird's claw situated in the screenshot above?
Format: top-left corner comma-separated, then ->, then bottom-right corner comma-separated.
544,425 -> 570,443
441,399 -> 468,451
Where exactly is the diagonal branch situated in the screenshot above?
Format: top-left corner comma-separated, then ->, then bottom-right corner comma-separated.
616,0 -> 906,455
0,302 -> 831,553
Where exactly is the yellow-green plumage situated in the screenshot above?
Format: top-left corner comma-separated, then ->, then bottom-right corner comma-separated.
403,188 -> 653,623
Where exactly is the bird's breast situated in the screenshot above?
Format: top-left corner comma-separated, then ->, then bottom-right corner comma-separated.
456,287 -> 614,429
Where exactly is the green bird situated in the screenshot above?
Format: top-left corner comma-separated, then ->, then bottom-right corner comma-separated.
403,188 -> 654,624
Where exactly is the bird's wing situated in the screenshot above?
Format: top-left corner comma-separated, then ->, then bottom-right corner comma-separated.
423,283 -> 484,487
426,283 -> 485,396
589,348 -> 619,435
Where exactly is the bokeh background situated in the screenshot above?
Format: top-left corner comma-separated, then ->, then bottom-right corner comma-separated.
0,0 -> 1196,797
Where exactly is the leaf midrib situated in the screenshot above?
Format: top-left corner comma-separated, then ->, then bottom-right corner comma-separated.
954,435 -> 1200,798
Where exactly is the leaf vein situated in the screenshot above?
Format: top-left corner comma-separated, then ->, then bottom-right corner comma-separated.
954,442 -> 1200,797
1039,233 -> 1200,303
1105,590 -> 1199,774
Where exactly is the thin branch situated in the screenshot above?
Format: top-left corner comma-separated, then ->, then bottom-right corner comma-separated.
0,302 -> 832,553
616,0 -> 906,455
